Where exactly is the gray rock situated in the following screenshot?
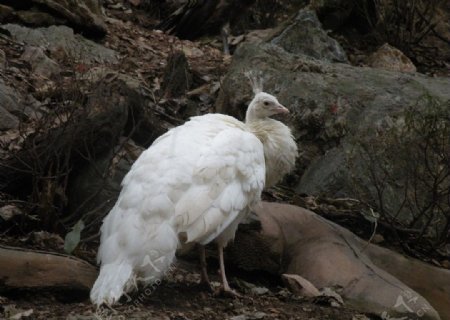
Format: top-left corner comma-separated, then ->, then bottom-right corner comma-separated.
33,0 -> 106,37
0,80 -> 24,130
250,286 -> 269,295
316,287 -> 344,307
0,78 -> 43,131
5,0 -> 106,38
0,80 -> 22,115
0,205 -> 23,221
216,41 -> 450,225
0,106 -> 18,130
229,316 -> 247,320
1,24 -> 118,64
21,46 -> 60,78
249,312 -> 267,319
367,43 -> 417,73
298,147 -> 348,197
229,312 -> 267,320
15,10 -> 60,27
271,9 -> 348,63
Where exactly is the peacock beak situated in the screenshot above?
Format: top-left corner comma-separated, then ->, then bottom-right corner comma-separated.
275,104 -> 289,114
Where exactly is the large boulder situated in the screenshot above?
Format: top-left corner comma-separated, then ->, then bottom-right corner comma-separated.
1,24 -> 117,64
230,202 -> 449,319
367,43 -> 417,73
271,9 -> 348,63
216,40 -> 450,224
0,0 -> 106,38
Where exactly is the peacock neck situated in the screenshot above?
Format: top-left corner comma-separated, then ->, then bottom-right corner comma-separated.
245,118 -> 297,188
245,108 -> 259,123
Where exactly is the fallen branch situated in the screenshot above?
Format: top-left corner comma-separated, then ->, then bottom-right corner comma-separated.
0,245 -> 97,292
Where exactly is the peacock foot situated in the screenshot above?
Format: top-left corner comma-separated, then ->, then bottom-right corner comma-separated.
214,286 -> 242,298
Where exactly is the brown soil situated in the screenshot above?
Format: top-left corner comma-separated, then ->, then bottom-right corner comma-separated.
1,260 -> 371,320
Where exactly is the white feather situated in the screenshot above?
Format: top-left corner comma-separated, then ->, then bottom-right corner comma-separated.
90,91 -> 298,306
91,114 -> 266,306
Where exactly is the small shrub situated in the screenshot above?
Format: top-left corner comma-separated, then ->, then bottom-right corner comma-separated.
348,95 -> 450,251
0,73 -> 124,233
354,0 -> 445,63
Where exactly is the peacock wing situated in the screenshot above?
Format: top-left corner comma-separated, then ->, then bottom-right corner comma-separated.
174,127 -> 265,245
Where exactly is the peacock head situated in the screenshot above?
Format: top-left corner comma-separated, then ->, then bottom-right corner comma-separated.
245,92 -> 289,121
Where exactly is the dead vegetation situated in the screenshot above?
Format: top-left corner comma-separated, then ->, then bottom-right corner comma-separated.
354,0 -> 449,66
348,95 -> 450,258
0,71 -> 127,233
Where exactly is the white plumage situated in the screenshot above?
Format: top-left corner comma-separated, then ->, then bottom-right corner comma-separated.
90,91 -> 297,306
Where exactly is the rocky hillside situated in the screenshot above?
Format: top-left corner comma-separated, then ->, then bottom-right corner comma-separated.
0,0 -> 449,319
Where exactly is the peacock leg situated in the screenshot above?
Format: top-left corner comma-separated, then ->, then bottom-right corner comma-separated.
215,243 -> 241,298
199,245 -> 214,292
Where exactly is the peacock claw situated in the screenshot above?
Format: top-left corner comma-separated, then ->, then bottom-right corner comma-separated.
214,287 -> 242,298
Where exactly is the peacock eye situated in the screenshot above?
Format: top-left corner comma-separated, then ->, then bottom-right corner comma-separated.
263,101 -> 269,106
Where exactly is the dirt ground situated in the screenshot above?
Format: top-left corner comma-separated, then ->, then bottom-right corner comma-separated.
1,260 -> 372,320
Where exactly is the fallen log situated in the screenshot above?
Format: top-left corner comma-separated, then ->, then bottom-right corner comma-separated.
229,202 -> 446,320
0,245 -> 97,292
